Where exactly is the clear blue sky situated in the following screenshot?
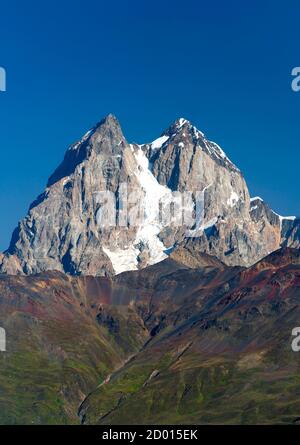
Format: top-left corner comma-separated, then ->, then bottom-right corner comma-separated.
0,0 -> 300,250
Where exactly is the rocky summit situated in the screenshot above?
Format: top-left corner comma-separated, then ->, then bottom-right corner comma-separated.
1,114 -> 299,276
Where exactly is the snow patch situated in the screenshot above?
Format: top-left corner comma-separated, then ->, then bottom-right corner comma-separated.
250,196 -> 264,202
177,118 -> 188,128
104,147 -> 174,274
69,129 -> 93,151
282,216 -> 296,221
133,147 -> 173,265
192,126 -> 205,139
151,135 -> 169,149
227,191 -> 239,207
102,246 -> 139,274
273,212 -> 296,230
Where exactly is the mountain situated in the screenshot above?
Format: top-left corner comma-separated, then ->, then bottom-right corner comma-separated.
1,114 -> 299,276
1,247 -> 300,424
79,247 -> 300,425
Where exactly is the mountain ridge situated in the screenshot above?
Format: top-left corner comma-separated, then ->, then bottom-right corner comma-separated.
1,246 -> 300,424
1,114 -> 299,276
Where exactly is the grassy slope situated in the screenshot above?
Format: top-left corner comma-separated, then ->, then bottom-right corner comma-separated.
81,334 -> 300,425
80,255 -> 300,425
2,250 -> 300,425
0,275 -> 148,425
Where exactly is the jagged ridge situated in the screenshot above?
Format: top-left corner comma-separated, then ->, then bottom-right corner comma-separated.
1,114 -> 299,276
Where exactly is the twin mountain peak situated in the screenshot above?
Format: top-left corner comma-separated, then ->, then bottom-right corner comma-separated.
0,114 -> 299,276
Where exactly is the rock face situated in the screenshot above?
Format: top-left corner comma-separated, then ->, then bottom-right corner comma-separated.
0,114 -> 299,276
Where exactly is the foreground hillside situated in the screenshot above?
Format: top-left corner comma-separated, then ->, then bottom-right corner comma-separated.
1,248 -> 300,424
79,248 -> 300,424
0,273 -> 148,424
